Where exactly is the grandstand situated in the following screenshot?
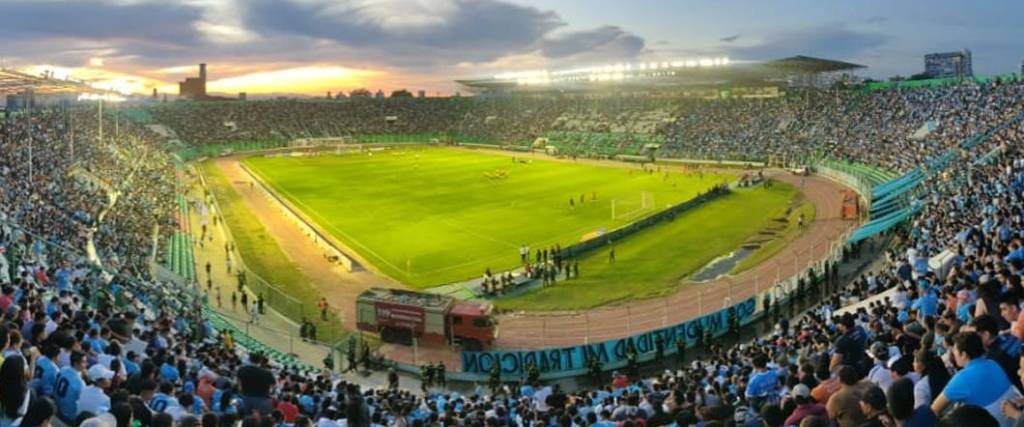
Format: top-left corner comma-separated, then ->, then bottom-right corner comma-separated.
0,68 -> 113,96
456,55 -> 864,94
5,48 -> 1024,427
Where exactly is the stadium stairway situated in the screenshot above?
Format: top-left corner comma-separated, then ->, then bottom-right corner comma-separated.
164,193 -> 196,281
168,170 -> 326,375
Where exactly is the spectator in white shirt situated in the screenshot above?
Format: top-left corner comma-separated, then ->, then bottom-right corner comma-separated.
866,342 -> 894,393
78,364 -> 114,416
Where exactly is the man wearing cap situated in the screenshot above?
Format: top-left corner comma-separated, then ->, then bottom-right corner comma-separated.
784,384 -> 827,427
78,364 -> 114,415
866,341 -> 894,393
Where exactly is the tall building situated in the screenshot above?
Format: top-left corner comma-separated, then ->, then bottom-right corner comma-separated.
1020,60 -> 1024,76
924,49 -> 972,78
178,63 -> 208,100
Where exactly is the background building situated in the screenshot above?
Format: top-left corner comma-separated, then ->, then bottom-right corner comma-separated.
178,63 -> 208,99
924,49 -> 972,78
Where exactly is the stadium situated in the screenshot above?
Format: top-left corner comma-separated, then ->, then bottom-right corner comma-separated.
2,2 -> 1024,427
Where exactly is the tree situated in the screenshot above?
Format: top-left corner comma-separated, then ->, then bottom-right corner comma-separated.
390,89 -> 414,98
349,88 -> 372,98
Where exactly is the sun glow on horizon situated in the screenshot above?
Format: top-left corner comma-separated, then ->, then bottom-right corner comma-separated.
21,63 -> 411,97
203,66 -> 383,95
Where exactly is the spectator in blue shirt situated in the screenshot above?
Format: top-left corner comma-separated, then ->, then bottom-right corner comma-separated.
160,360 -> 181,384
32,344 -> 61,398
745,354 -> 778,405
55,351 -> 87,422
971,314 -> 1023,390
912,286 -> 939,318
932,332 -> 1014,424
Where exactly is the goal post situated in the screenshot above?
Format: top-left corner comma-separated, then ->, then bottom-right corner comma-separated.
611,191 -> 654,221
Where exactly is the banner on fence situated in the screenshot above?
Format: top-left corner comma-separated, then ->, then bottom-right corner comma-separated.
461,297 -> 756,376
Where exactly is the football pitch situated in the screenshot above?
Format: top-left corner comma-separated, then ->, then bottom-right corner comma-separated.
242,146 -> 736,288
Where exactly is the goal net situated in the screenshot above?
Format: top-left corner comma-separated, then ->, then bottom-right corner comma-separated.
611,192 -> 654,221
289,136 -> 354,147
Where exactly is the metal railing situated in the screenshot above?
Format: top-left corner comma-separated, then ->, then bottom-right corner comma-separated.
492,229 -> 854,350
193,165 -> 309,324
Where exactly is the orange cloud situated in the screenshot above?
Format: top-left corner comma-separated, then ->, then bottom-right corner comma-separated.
19,62 -> 454,96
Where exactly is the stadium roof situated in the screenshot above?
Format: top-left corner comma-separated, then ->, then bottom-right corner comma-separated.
764,55 -> 867,73
457,55 -> 865,93
0,68 -> 110,95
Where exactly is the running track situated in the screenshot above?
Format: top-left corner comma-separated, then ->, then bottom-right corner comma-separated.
493,171 -> 855,349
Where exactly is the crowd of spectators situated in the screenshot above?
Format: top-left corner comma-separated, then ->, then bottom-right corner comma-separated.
1,78 -> 1024,427
147,100 -> 470,145
144,79 -> 1024,176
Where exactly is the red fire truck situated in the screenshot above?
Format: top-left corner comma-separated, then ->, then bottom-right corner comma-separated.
356,288 -> 496,350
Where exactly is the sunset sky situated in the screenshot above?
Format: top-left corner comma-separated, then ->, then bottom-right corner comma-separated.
3,0 -> 1024,97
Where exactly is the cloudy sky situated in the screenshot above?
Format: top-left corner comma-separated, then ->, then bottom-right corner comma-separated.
3,0 -> 1023,96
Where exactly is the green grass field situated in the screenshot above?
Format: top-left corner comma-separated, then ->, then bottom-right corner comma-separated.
729,198 -> 815,274
493,184 -> 798,310
243,147 -> 734,288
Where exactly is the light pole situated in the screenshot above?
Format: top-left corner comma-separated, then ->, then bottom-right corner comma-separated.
97,98 -> 103,143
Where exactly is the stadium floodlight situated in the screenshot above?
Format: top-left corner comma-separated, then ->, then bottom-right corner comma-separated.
490,54 -> 731,85
77,93 -> 125,102
88,79 -> 135,96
